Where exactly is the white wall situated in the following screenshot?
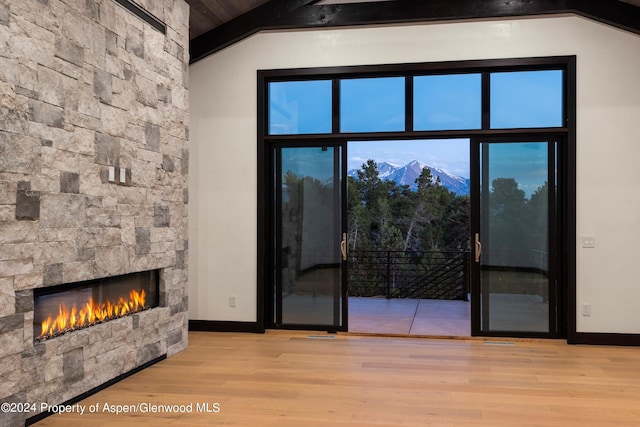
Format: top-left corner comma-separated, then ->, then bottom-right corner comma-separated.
189,15 -> 640,333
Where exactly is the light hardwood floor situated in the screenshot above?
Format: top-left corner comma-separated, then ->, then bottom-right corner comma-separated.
34,331 -> 640,426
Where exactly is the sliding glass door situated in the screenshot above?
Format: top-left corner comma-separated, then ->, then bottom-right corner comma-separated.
471,137 -> 561,337
272,143 -> 347,331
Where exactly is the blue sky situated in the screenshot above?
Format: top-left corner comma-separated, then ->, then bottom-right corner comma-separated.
348,139 -> 470,178
487,142 -> 548,197
341,77 -> 405,133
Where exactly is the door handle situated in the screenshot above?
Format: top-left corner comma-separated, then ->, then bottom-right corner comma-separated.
474,233 -> 482,263
341,233 -> 347,261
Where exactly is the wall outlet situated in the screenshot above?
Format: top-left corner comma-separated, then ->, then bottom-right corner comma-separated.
229,296 -> 236,308
581,303 -> 591,316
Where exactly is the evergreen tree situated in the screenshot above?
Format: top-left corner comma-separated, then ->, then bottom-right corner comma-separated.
348,160 -> 470,253
443,194 -> 470,250
346,159 -> 471,297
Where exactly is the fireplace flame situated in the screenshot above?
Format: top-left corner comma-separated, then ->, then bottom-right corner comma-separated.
39,289 -> 147,340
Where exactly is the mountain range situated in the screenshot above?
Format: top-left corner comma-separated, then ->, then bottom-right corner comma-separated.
348,160 -> 470,195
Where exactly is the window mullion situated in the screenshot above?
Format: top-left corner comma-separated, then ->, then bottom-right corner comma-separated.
405,76 -> 414,132
332,79 -> 340,134
481,72 -> 491,130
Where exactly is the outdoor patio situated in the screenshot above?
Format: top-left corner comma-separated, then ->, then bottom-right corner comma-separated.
348,297 -> 471,336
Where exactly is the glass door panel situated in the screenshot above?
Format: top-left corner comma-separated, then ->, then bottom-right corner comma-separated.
472,139 -> 557,336
274,144 -> 346,330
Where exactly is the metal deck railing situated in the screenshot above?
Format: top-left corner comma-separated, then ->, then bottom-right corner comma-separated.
348,250 -> 470,300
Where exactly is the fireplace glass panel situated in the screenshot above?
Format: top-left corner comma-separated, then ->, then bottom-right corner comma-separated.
34,270 -> 159,341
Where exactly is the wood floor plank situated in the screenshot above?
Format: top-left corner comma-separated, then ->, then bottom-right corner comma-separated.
32,331 -> 640,426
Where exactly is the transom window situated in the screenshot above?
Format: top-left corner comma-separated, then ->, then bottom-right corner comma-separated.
413,73 -> 482,131
490,70 -> 564,129
268,80 -> 332,135
340,77 -> 405,133
263,59 -> 569,137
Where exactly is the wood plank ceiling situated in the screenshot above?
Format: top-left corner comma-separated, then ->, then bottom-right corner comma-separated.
186,0 -> 272,40
186,0 -> 640,63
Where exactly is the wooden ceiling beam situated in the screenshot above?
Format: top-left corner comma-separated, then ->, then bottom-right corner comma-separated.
574,0 -> 640,35
190,0 -> 640,64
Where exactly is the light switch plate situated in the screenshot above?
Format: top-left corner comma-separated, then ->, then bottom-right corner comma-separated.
120,167 -> 126,183
581,236 -> 595,248
108,166 -> 115,182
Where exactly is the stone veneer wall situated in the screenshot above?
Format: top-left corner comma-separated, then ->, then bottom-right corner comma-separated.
0,0 -> 189,425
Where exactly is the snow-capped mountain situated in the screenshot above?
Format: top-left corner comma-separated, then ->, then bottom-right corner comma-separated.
349,160 -> 470,195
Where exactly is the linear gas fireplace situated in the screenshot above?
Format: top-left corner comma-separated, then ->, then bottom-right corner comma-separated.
33,270 -> 160,341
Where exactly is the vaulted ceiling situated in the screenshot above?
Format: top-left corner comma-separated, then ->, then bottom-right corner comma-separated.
185,0 -> 640,64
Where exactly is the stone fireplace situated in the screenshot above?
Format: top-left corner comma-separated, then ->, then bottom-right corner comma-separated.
0,0 -> 190,425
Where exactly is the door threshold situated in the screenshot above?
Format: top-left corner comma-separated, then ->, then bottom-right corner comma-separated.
342,331 -> 565,343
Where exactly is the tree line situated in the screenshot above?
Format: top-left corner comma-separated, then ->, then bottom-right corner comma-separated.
348,160 -> 470,254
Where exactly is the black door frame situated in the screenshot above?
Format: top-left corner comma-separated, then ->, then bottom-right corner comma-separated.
257,56 -> 576,338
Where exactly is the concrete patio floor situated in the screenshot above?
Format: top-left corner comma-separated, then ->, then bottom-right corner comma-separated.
348,297 -> 471,336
